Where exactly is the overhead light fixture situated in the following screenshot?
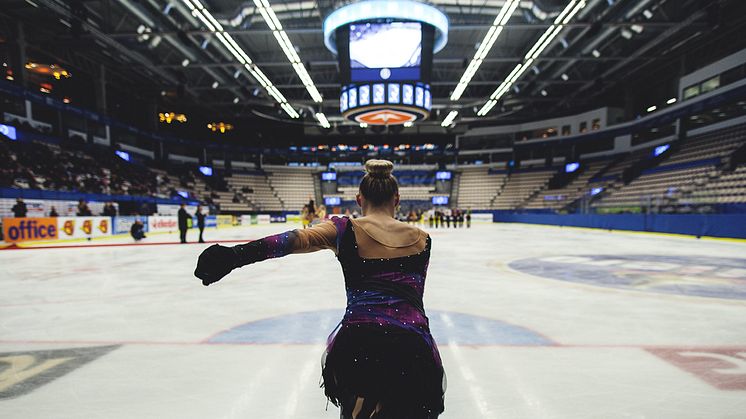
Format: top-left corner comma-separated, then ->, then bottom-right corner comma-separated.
561,73 -> 569,81
541,89 -> 548,96
253,0 -> 322,103
647,105 -> 657,112
159,112 -> 187,123
642,9 -> 653,19
450,0 -> 521,101
403,121 -> 413,128
207,122 -> 234,133
621,28 -> 633,39
181,59 -> 190,67
212,81 -> 219,89
478,0 -> 588,116
182,0 -> 299,118
441,110 -> 458,127
630,24 -> 644,34
592,49 -> 601,58
532,65 -> 540,75
233,97 -> 240,104
359,122 -> 368,128
666,97 -> 677,105
233,69 -> 241,78
315,112 -> 331,129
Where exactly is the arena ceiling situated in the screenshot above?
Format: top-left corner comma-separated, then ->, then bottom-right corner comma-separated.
1,0 -> 745,130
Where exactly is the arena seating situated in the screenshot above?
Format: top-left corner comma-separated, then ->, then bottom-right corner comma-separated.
222,172 -> 282,212
492,169 -> 556,209
455,166 -> 507,209
688,165 -> 746,204
264,166 -> 317,211
593,124 -> 746,211
4,119 -> 746,215
523,159 -> 611,210
325,170 -> 438,205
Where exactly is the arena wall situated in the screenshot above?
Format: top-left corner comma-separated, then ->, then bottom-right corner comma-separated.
492,213 -> 746,239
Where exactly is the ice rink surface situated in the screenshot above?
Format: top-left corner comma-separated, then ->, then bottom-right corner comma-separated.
1,222 -> 746,419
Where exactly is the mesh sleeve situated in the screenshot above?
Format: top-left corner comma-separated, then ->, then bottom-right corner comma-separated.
231,220 -> 338,267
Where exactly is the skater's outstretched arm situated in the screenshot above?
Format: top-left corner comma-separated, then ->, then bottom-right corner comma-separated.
194,221 -> 337,286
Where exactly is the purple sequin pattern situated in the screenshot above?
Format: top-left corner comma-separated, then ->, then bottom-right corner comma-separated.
262,231 -> 293,259
328,217 -> 441,365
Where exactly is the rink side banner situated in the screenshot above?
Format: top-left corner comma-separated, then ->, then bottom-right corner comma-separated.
113,216 -> 149,235
190,215 -> 217,228
216,215 -> 233,228
57,217 -> 111,240
2,217 -> 58,242
148,216 -> 179,233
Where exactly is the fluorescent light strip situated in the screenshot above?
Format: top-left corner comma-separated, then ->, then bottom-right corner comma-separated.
479,0 -> 586,116
315,112 -> 331,128
450,0 -> 520,101
181,0 -> 298,118
254,0 -> 323,104
441,110 -> 459,127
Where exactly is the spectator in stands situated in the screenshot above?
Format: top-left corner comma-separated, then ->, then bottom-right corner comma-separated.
12,198 -> 27,217
466,208 -> 472,228
76,199 -> 92,216
178,203 -> 190,244
102,202 -> 117,217
130,219 -> 146,241
49,206 -> 58,217
196,205 -> 206,243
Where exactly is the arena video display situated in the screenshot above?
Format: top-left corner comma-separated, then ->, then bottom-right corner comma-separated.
349,22 -> 422,81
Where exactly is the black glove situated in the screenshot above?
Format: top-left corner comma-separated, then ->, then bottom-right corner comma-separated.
194,244 -> 239,286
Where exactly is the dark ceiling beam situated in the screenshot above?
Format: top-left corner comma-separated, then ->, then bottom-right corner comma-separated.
554,8 -> 709,111
150,55 -> 662,70
193,79 -> 598,93
102,22 -> 681,38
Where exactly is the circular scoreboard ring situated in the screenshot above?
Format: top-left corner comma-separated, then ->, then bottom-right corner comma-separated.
341,82 -> 431,125
344,105 -> 429,125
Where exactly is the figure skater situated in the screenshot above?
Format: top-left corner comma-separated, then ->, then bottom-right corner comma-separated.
194,160 -> 445,419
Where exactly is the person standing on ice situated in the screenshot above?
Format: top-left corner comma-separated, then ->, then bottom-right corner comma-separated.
194,159 -> 445,419
178,203 -> 190,243
196,205 -> 206,243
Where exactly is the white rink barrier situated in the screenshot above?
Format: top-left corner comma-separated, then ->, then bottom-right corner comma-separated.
57,216 -> 112,240
471,213 -> 493,223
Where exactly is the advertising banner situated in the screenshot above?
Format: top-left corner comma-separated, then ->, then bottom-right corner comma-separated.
216,215 -> 233,228
257,214 -> 271,225
191,215 -> 217,228
2,217 -> 58,243
56,216 -> 111,240
113,216 -> 149,235
286,214 -> 301,224
148,216 -> 179,233
270,215 -> 287,223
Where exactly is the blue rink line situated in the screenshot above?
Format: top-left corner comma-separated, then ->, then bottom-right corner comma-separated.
509,254 -> 746,300
207,309 -> 555,346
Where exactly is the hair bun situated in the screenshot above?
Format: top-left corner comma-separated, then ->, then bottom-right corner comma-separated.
365,159 -> 394,178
